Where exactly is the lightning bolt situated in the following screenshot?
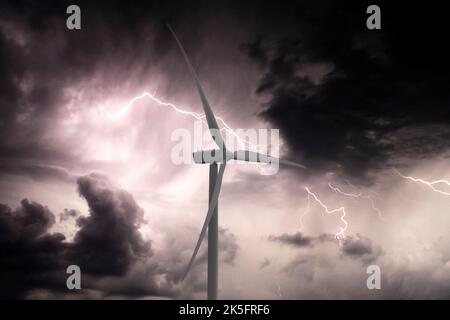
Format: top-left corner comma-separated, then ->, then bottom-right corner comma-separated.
101,92 -> 352,242
328,183 -> 383,219
302,187 -> 348,243
99,91 -> 269,153
394,169 -> 450,196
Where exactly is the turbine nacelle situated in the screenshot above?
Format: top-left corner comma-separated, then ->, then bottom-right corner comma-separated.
192,150 -> 273,164
193,150 -> 304,169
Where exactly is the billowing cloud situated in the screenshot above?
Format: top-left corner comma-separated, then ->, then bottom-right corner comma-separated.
0,174 -> 162,299
0,173 -> 241,299
0,199 -> 68,299
72,173 -> 152,276
244,2 -> 450,182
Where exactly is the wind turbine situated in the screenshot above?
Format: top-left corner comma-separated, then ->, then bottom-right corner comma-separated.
168,25 -> 305,300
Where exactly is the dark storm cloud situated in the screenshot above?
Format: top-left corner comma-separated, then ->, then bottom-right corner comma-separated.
340,233 -> 381,263
269,232 -> 336,248
0,172 -> 238,299
0,199 -> 68,299
342,235 -> 371,256
1,0 -> 449,182
269,231 -> 381,262
72,173 -> 152,275
0,173 -> 160,299
269,232 -> 313,247
244,2 -> 450,181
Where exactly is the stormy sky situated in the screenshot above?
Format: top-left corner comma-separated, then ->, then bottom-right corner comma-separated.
1,0 -> 450,299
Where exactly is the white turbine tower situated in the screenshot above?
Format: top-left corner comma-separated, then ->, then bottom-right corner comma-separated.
168,25 -> 305,300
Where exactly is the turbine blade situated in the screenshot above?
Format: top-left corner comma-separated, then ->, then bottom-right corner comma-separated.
279,158 -> 307,169
183,163 -> 227,279
167,25 -> 226,151
233,150 -> 306,169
